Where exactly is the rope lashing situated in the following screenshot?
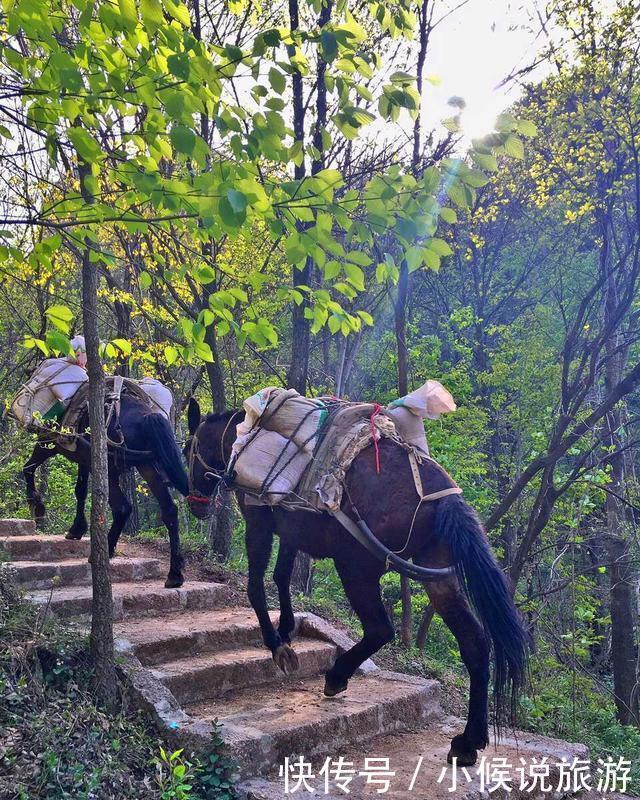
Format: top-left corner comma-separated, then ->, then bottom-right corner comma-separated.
369,403 -> 383,474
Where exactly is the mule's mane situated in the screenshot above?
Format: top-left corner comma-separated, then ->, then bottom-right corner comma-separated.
204,409 -> 242,424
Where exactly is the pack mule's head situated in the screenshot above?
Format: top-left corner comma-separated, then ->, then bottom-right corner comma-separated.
184,398 -> 227,519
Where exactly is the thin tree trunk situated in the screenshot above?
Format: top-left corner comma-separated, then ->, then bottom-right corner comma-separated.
602,232 -> 638,725
416,603 -> 435,650
286,0 -> 311,397
287,0 -> 333,594
78,158 -> 117,709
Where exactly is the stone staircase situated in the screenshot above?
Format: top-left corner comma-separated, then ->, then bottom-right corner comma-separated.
0,518 -> 592,799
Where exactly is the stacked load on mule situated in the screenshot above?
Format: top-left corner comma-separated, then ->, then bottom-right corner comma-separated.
230,388 -> 329,505
9,336 -> 89,429
228,381 -> 456,512
9,338 -> 175,448
386,380 -> 456,457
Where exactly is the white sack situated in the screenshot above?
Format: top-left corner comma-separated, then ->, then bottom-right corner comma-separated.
10,359 -> 88,427
236,387 -> 326,453
386,405 -> 430,456
389,379 -> 456,420
138,377 -> 173,421
232,428 -> 311,504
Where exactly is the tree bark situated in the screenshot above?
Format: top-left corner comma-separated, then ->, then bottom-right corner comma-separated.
416,603 -> 435,650
286,0 -> 311,397
78,159 -> 117,710
286,0 -> 333,594
602,231 -> 638,726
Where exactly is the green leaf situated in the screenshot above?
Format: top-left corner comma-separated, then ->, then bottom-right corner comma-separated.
118,0 -> 137,29
226,189 -> 247,213
45,304 -> 73,333
162,0 -> 191,26
167,53 -> 190,81
517,119 -> 538,138
427,238 -> 453,257
440,207 -> 457,224
504,134 -> 524,160
219,196 -> 246,227
139,271 -> 152,289
344,263 -> 364,291
346,250 -> 371,267
111,338 -> 132,355
140,0 -> 164,31
170,125 -> 196,155
164,346 -> 179,365
268,68 -> 286,94
68,128 -> 103,163
46,330 -> 72,355
472,152 -> 498,172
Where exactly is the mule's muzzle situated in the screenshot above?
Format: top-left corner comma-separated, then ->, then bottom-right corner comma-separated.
187,494 -> 213,519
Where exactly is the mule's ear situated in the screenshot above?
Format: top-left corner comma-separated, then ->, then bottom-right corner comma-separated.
187,398 -> 201,435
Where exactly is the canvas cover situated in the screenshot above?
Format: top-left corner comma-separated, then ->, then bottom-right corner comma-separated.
230,388 -> 328,505
10,364 -> 173,438
138,377 -> 173,421
229,380 -> 456,512
10,358 -> 89,428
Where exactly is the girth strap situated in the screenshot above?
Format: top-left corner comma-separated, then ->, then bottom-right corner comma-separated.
407,449 -> 462,503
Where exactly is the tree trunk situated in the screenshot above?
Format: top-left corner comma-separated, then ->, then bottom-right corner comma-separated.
208,495 -> 234,561
121,469 -> 139,536
602,235 -> 638,725
416,603 -> 435,650
78,159 -> 117,710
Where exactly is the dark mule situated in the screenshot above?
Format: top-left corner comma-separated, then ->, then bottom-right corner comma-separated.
23,394 -> 189,588
185,401 -> 529,766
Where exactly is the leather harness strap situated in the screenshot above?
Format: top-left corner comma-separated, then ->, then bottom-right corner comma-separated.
407,449 -> 462,503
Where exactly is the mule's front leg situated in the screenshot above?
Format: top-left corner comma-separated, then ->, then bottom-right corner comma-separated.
66,466 -> 89,540
246,525 -> 298,675
23,443 -> 50,528
106,472 -> 132,557
324,558 -> 393,696
273,540 -> 297,645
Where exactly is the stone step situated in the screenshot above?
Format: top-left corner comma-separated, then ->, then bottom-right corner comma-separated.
151,639 -> 337,704
0,518 -> 36,537
185,671 -> 441,779
0,534 -> 90,562
27,580 -> 231,620
114,607 -> 280,666
237,722 -> 590,800
12,556 -> 163,589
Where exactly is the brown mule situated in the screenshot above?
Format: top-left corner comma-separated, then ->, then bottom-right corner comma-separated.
184,400 -> 529,766
22,394 -> 188,588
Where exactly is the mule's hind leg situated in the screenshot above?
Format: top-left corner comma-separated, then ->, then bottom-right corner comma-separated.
106,471 -> 132,557
421,574 -> 490,766
66,466 -> 89,540
22,443 -> 51,528
273,540 -> 297,645
139,465 -> 184,588
324,556 -> 393,697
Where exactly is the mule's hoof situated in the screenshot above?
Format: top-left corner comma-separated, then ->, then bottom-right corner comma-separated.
447,734 -> 478,767
273,644 -> 299,675
323,676 -> 348,697
165,575 -> 184,589
65,531 -> 85,541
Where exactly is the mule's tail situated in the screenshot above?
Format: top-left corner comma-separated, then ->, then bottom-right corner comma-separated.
142,413 -> 189,497
436,493 -> 529,726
